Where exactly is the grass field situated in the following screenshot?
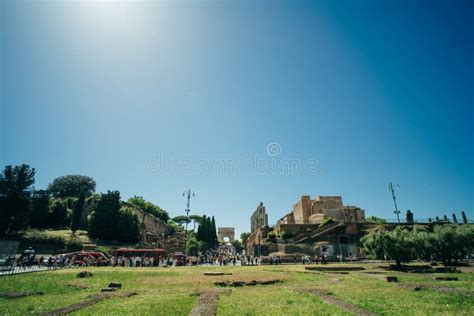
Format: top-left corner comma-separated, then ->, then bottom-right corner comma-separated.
0,263 -> 472,315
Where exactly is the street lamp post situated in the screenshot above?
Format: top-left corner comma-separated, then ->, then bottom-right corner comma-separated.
183,189 -> 195,239
388,182 -> 401,224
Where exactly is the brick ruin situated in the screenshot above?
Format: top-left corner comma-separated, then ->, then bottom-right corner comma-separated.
122,202 -> 186,252
277,195 -> 366,225
251,202 -> 268,233
246,195 -> 367,259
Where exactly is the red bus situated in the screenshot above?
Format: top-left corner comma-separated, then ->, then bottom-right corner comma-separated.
115,248 -> 165,263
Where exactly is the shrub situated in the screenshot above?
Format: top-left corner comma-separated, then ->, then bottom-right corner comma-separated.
94,246 -> 111,258
366,216 -> 387,224
167,220 -> 184,234
321,216 -> 335,227
362,224 -> 474,267
66,237 -> 83,252
267,231 -> 276,239
279,231 -> 295,240
186,236 -> 202,256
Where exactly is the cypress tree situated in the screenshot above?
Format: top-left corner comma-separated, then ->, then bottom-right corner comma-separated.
211,216 -> 217,243
197,215 -> 207,242
205,217 -> 212,243
71,194 -> 85,233
89,191 -> 121,240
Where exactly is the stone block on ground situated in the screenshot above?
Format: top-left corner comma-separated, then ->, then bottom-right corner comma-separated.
108,282 -> 122,288
77,271 -> 93,278
435,277 -> 458,281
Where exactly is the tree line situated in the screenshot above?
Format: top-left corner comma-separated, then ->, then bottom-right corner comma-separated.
362,224 -> 474,267
185,215 -> 218,256
0,164 -> 170,243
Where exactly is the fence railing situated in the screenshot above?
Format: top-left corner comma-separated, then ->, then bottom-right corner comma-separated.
382,218 -> 473,224
0,264 -> 77,277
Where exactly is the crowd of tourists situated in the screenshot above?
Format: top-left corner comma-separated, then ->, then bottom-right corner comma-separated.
12,245 -> 359,271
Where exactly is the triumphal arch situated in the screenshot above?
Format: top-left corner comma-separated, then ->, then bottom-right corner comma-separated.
217,227 -> 235,242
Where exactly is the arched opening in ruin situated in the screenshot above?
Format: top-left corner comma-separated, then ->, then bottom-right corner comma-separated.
339,235 -> 350,257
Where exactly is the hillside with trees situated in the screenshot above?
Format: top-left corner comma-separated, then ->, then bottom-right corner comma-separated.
0,164 -> 174,249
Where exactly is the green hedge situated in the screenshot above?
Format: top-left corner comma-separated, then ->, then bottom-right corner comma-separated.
21,230 -> 66,248
66,237 -> 83,252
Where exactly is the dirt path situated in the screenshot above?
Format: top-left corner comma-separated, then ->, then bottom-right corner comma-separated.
189,289 -> 231,316
0,291 -> 43,298
44,291 -> 137,316
299,289 -> 378,316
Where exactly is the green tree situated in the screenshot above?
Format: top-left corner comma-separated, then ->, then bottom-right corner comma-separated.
48,175 -> 96,198
196,215 -> 216,244
186,236 -> 202,256
127,196 -> 169,222
406,210 -> 414,224
384,227 -> 414,268
167,219 -> 184,234
172,215 -> 191,227
431,224 -> 474,265
361,227 -> 387,260
189,214 -> 203,231
89,191 -> 121,241
30,190 -> 51,229
49,199 -> 69,229
362,226 -> 413,268
71,194 -> 85,233
366,216 -> 387,224
117,206 -> 140,243
240,232 -> 251,245
197,215 -> 207,242
231,240 -> 243,253
0,164 -> 36,235
409,225 -> 435,261
211,216 -> 217,243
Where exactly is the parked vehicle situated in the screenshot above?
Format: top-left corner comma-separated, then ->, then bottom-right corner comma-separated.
172,252 -> 187,266
73,251 -> 109,266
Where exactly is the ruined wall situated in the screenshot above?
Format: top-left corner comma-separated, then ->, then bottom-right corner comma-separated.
309,213 -> 325,224
121,202 -> 170,244
277,212 -> 295,225
273,224 -> 318,236
251,202 -> 268,233
292,196 -> 312,224
246,226 -> 270,255
315,196 -> 343,209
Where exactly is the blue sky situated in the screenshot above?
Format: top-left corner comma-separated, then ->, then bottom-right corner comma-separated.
1,0 -> 473,236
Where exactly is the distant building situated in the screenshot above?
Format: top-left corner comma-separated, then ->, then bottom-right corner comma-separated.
251,202 -> 268,233
247,194 -> 367,258
277,195 -> 365,225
